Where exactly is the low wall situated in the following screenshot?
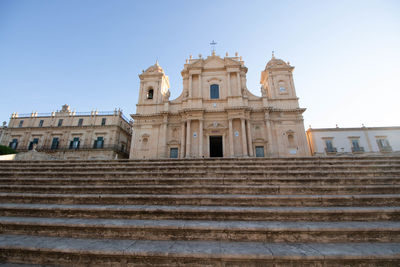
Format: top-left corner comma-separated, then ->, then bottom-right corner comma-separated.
0,154 -> 16,160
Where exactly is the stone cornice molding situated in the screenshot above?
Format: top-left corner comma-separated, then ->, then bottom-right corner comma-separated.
308,126 -> 400,132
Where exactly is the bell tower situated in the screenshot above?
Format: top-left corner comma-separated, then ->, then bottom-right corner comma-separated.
137,61 -> 170,114
260,52 -> 299,109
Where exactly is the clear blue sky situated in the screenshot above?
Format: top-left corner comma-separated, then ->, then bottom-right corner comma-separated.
1,0 -> 399,128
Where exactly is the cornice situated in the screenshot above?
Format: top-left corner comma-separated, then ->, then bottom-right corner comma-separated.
5,124 -> 131,135
307,126 -> 400,132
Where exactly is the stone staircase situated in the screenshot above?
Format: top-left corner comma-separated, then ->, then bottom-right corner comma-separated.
0,157 -> 399,266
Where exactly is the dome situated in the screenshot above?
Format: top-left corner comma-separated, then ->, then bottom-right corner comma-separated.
265,52 -> 290,69
265,57 -> 289,69
143,60 -> 164,74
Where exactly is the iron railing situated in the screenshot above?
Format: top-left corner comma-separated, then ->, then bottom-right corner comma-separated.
325,147 -> 337,153
351,146 -> 365,153
15,144 -> 129,157
379,146 -> 393,152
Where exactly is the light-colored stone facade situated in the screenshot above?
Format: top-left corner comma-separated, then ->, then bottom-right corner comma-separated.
306,126 -> 400,156
130,52 -> 309,159
0,122 -> 6,145
1,105 -> 132,159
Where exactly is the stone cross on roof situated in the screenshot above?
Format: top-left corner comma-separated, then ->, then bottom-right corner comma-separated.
210,40 -> 217,56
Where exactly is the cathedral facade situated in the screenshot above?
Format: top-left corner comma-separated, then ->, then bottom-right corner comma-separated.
130,52 -> 309,159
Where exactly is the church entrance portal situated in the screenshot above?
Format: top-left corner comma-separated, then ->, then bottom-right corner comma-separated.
209,136 -> 223,157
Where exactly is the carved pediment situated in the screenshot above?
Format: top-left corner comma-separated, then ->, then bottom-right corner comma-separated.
206,122 -> 227,129
224,57 -> 242,66
168,139 -> 180,145
203,56 -> 225,69
190,59 -> 203,68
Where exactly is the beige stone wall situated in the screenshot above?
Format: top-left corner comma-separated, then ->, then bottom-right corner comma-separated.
130,53 -> 310,159
307,127 -> 400,156
2,105 -> 132,159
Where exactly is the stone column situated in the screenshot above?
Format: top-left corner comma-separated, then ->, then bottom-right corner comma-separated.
227,72 -> 231,96
246,119 -> 254,156
237,72 -> 241,95
199,119 -> 203,158
180,121 -> 185,158
265,113 -> 274,155
186,119 -> 191,157
199,74 -> 202,98
228,119 -> 234,157
241,118 -> 248,156
189,74 -> 192,98
162,116 -> 168,157
206,134 -> 210,157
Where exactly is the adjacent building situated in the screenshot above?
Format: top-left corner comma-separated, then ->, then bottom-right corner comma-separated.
1,104 -> 132,159
129,52 -> 310,159
306,126 -> 400,156
0,122 -> 6,145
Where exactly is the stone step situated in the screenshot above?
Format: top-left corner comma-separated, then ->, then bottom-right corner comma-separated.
0,184 -> 398,195
1,170 -> 399,178
1,164 -> 400,171
1,217 -> 399,242
0,176 -> 399,186
1,234 -> 399,266
1,193 -> 399,207
0,203 -> 399,221
0,263 -> 57,267
5,192 -> 400,207
1,157 -> 399,165
1,167 -> 400,177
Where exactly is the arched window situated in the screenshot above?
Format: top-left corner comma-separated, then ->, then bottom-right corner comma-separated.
210,84 -> 219,99
147,89 -> 154,99
278,81 -> 286,93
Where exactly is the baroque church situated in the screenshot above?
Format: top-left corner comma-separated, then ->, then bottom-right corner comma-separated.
129,52 -> 309,159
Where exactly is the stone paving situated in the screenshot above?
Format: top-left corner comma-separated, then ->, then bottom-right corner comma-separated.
0,157 -> 399,266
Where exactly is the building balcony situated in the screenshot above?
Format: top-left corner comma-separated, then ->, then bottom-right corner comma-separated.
379,146 -> 393,152
351,146 -> 365,153
15,144 -> 129,158
325,147 -> 337,154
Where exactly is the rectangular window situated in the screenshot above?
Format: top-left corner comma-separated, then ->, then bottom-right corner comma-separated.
69,137 -> 80,149
101,118 -> 106,126
210,84 -> 219,99
78,118 -> 83,126
9,139 -> 18,150
170,148 -> 178,158
28,138 -> 39,150
324,140 -> 336,153
255,146 -> 265,157
18,120 -> 24,127
51,137 -> 59,150
352,139 -> 360,150
57,119 -> 63,127
38,120 -> 44,127
351,139 -> 364,152
377,138 -> 392,152
93,137 -> 104,149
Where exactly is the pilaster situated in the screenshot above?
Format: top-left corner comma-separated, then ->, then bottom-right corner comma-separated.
241,118 -> 248,156
186,119 -> 191,157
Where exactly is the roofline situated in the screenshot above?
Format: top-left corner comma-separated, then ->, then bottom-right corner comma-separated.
307,126 -> 400,132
